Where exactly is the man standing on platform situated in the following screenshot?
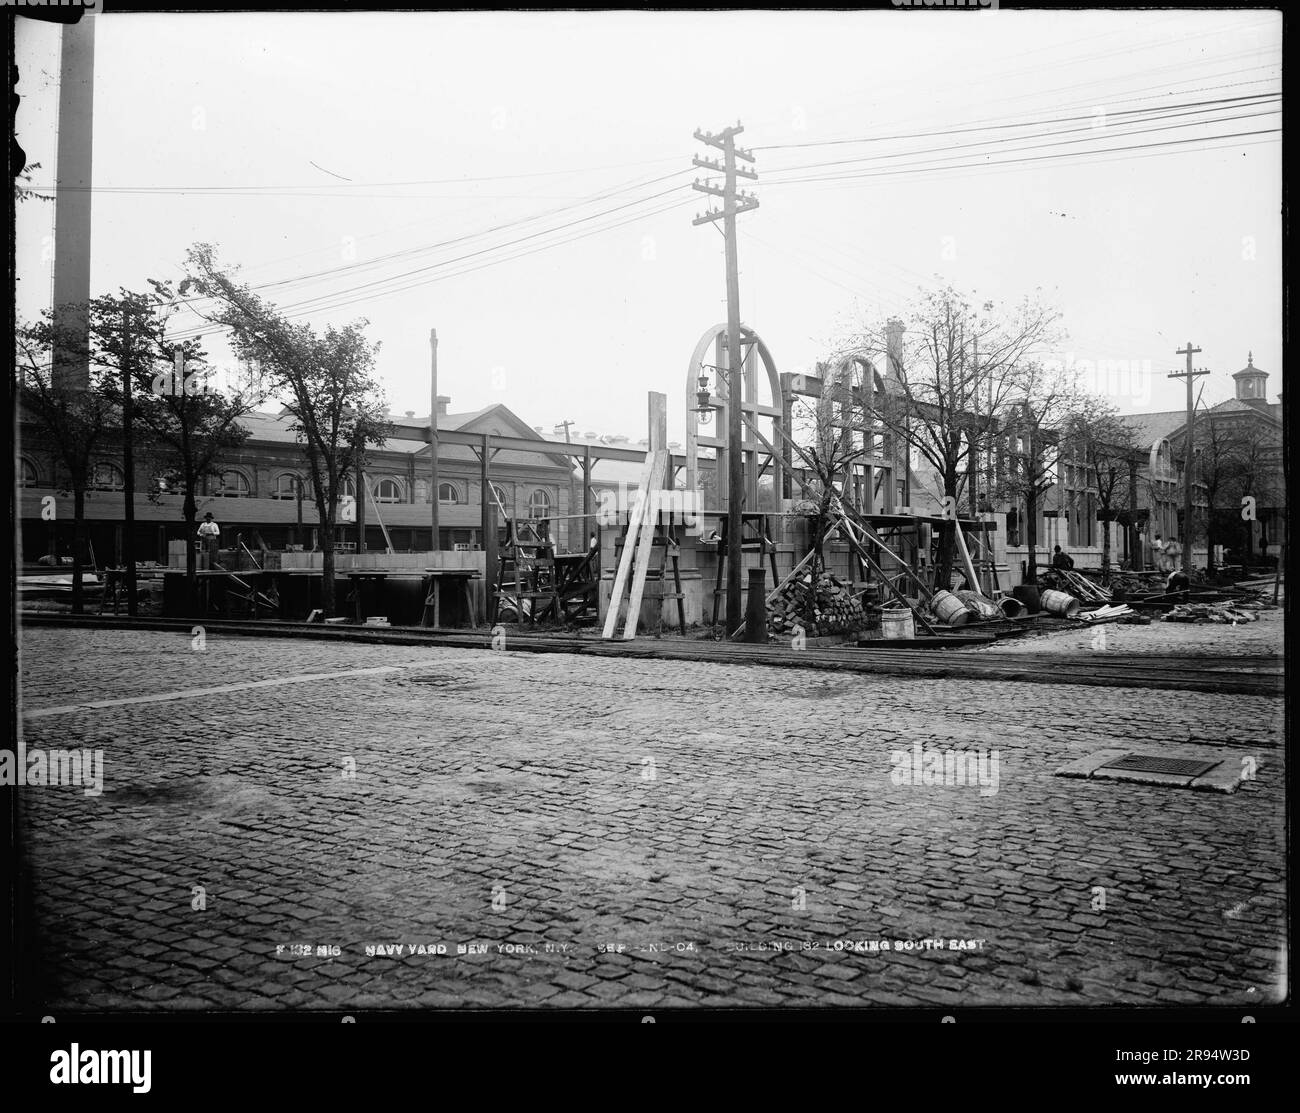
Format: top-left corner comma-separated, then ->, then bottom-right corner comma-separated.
197,512 -> 221,570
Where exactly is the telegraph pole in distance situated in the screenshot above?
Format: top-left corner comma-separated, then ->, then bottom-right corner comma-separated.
1170,341 -> 1207,574
553,419 -> 577,549
121,307 -> 138,615
693,122 -> 759,634
429,329 -> 441,551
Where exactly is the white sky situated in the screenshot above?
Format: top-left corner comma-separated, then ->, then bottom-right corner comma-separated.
14,9 -> 1282,442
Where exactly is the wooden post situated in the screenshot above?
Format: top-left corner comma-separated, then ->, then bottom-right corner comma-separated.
744,566 -> 766,642
430,328 -> 440,550
121,307 -> 138,614
481,433 -> 496,622
583,443 -> 592,552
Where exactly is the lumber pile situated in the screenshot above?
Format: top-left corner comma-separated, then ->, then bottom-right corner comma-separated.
1071,603 -> 1138,624
768,569 -> 865,638
1043,567 -> 1112,603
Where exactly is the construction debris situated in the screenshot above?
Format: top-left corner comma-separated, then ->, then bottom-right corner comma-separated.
768,569 -> 865,638
1072,603 -> 1136,623
1163,602 -> 1265,624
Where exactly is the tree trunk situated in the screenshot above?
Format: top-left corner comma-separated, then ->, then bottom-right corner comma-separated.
183,487 -> 198,618
320,517 -> 336,614
935,473 -> 958,591
71,486 -> 86,614
1100,513 -> 1112,586
1025,487 -> 1039,585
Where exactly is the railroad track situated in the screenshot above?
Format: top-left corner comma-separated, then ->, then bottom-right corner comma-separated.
19,611 -> 1283,697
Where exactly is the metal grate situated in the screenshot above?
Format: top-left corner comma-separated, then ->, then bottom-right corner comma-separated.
1099,754 -> 1221,778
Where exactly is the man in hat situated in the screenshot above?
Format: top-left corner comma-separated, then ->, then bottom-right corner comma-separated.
197,512 -> 221,568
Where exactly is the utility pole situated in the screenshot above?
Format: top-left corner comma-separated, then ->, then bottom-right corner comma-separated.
693,122 -> 759,633
553,420 -> 577,550
120,308 -> 138,615
1170,342 -> 1207,574
430,328 -> 440,551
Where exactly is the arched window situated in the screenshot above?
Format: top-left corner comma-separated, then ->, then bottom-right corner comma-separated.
216,470 -> 250,498
273,474 -> 302,500
438,482 -> 459,504
339,476 -> 355,497
528,489 -> 552,518
490,483 -> 511,513
373,477 -> 402,504
19,458 -> 39,488
91,462 -> 126,491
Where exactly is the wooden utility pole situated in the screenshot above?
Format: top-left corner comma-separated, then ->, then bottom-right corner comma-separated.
430,328 -> 440,550
693,122 -> 759,633
1170,342 -> 1207,574
120,308 -> 138,615
554,420 -> 577,549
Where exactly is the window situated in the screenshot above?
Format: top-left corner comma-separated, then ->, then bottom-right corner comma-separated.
273,474 -> 302,499
216,470 -> 250,497
339,476 -> 355,497
373,477 -> 402,504
528,489 -> 552,518
91,462 -> 126,491
438,482 -> 459,504
490,483 -> 511,512
19,458 -> 39,487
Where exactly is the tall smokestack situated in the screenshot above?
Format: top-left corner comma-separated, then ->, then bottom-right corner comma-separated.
51,14 -> 96,392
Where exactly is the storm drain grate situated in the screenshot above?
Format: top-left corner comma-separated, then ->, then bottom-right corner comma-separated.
1098,754 -> 1221,778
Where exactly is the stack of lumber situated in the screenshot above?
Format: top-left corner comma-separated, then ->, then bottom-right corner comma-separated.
768,570 -> 865,638
1071,603 -> 1136,623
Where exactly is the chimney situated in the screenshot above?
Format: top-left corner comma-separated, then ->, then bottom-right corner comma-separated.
435,394 -> 451,416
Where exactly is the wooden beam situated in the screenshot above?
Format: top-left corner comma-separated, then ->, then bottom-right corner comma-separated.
621,450 -> 669,640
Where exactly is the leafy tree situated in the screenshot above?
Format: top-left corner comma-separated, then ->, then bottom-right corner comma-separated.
91,286 -> 259,613
16,306 -> 116,613
181,244 -> 390,613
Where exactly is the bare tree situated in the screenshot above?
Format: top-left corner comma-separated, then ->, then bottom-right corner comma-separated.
835,285 -> 1061,589
181,244 -> 390,614
1002,361 -> 1086,586
1063,397 -> 1139,585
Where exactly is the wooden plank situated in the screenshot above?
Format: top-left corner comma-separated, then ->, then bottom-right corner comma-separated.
621,450 -> 669,640
952,519 -> 981,593
601,450 -> 660,639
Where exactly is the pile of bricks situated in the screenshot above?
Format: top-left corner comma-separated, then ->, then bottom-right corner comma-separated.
767,569 -> 865,638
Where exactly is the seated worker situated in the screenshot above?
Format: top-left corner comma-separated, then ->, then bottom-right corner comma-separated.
1051,545 -> 1075,571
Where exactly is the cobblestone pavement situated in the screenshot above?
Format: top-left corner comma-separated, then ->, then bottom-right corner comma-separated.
16,624 -> 1285,1012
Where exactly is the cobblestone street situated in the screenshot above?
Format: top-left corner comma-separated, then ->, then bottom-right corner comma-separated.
16,623 -> 1285,1012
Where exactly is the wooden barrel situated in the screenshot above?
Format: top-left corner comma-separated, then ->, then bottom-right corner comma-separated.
1039,588 -> 1080,618
930,589 -> 972,627
997,595 -> 1026,619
